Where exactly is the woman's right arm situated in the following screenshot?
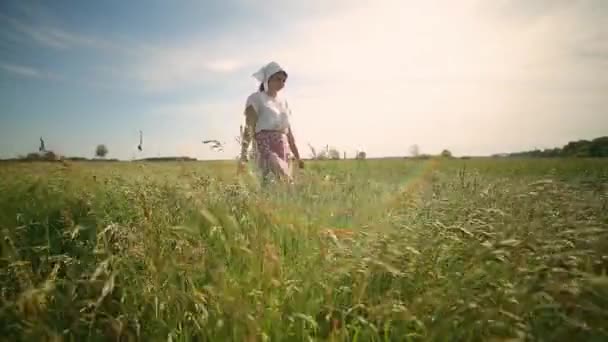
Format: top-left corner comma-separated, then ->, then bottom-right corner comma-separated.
240,105 -> 257,161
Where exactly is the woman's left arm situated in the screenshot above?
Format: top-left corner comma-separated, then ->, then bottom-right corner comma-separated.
287,125 -> 303,167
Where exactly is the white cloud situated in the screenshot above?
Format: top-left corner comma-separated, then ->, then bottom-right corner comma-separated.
130,43 -> 252,91
117,0 -> 607,157
150,99 -> 241,120
114,0 -> 372,92
0,62 -> 42,78
0,61 -> 66,81
205,59 -> 244,73
0,13 -> 129,53
265,0 -> 607,156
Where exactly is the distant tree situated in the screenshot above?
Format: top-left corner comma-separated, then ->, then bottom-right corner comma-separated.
328,148 -> 341,160
95,144 -> 108,158
505,136 -> 608,158
66,156 -> 87,161
356,150 -> 367,160
25,152 -> 41,161
316,151 -> 328,160
589,136 -> 608,157
409,144 -> 420,157
543,148 -> 562,158
20,151 -> 61,161
43,151 -> 59,161
440,149 -> 453,158
563,140 -> 590,157
306,144 -> 345,160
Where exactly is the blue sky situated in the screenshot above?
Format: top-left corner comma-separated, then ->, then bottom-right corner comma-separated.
1,0 -> 607,160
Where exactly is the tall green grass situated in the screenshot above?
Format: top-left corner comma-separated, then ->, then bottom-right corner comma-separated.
0,158 -> 607,341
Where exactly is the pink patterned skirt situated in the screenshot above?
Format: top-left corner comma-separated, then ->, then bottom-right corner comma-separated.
255,130 -> 292,181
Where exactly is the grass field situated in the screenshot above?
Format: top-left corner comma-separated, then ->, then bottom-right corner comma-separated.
1,158 -> 607,341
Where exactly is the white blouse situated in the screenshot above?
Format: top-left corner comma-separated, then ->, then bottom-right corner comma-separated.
245,91 -> 291,133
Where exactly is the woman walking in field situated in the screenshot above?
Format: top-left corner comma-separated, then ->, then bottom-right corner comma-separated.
238,61 -> 304,183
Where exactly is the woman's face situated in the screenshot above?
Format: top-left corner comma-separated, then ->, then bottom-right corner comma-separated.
268,72 -> 287,92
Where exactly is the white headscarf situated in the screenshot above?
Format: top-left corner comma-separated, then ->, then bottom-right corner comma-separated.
252,61 -> 287,92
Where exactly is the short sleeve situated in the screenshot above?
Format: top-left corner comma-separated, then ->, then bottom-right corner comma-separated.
245,92 -> 259,114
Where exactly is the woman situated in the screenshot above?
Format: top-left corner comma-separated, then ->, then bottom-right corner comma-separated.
238,61 -> 304,183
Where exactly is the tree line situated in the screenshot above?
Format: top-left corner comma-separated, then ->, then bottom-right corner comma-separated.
3,136 -> 607,162
499,136 -> 608,158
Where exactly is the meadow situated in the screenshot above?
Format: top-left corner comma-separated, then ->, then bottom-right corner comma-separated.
0,158 -> 607,341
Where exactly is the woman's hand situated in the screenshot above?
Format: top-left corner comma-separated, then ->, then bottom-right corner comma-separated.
237,161 -> 246,175
286,126 -> 302,166
238,106 -> 257,176
237,157 -> 248,175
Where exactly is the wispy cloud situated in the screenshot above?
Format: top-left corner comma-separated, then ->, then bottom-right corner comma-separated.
1,62 -> 43,78
1,13 -> 70,49
0,61 -> 63,81
124,1 -> 375,92
131,45 -> 251,92
0,7 -> 134,52
0,61 -> 126,94
1,12 -> 253,92
151,99 -> 240,119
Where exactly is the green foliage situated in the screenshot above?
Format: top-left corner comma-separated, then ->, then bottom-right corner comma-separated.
508,136 -> 608,158
440,149 -> 452,158
17,151 -> 60,161
328,148 -> 341,160
0,158 -> 606,341
95,144 -> 108,158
